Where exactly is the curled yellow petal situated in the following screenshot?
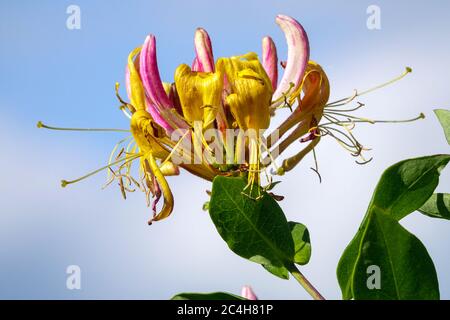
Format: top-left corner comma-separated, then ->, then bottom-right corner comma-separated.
147,153 -> 174,222
217,53 -> 273,131
127,47 -> 146,110
130,109 -> 168,159
174,64 -> 224,128
298,61 -> 330,114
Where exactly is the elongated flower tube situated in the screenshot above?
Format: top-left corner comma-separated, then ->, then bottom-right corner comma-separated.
217,53 -> 273,190
140,35 -> 188,133
262,36 -> 278,91
272,14 -> 310,107
174,64 -> 223,127
39,14 -> 423,224
193,28 -> 215,72
140,35 -> 172,109
217,53 -> 272,131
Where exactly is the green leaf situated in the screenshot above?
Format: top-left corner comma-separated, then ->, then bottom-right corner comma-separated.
338,211 -> 440,300
209,176 -> 294,279
351,210 -> 439,299
337,155 -> 449,299
262,264 -> 289,279
337,232 -> 363,300
171,292 -> 245,300
434,109 -> 450,145
418,193 -> 450,220
288,222 -> 311,265
369,155 -> 450,221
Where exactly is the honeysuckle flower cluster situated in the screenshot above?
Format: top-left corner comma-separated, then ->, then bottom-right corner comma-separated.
38,14 -> 422,225
117,14 -> 334,223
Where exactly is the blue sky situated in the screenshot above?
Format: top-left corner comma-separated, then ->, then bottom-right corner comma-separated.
1,0 -> 449,299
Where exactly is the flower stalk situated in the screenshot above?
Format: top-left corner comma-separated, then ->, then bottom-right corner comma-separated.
288,264 -> 325,300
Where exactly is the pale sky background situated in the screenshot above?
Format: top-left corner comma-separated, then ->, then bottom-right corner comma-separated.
0,0 -> 449,299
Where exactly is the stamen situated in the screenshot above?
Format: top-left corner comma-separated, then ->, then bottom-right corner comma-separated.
115,82 -> 136,115
359,67 -> 412,96
103,167 -> 138,193
242,137 -> 264,200
260,138 -> 280,172
324,111 -> 375,124
37,121 -> 130,133
319,112 -> 425,127
116,148 -> 125,160
356,157 -> 373,165
343,118 -> 356,130
61,153 -> 142,187
115,82 -> 128,105
320,127 -> 359,152
120,105 -> 132,119
326,67 -> 412,107
306,126 -> 327,138
322,117 -> 360,146
326,90 -> 358,108
124,141 -> 138,176
118,176 -> 127,199
271,82 -> 295,108
102,169 -> 117,190
106,136 -> 133,180
129,175 -> 142,190
310,148 -> 322,183
326,102 -> 365,113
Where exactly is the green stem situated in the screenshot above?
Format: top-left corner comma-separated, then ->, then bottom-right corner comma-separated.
288,264 -> 325,300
